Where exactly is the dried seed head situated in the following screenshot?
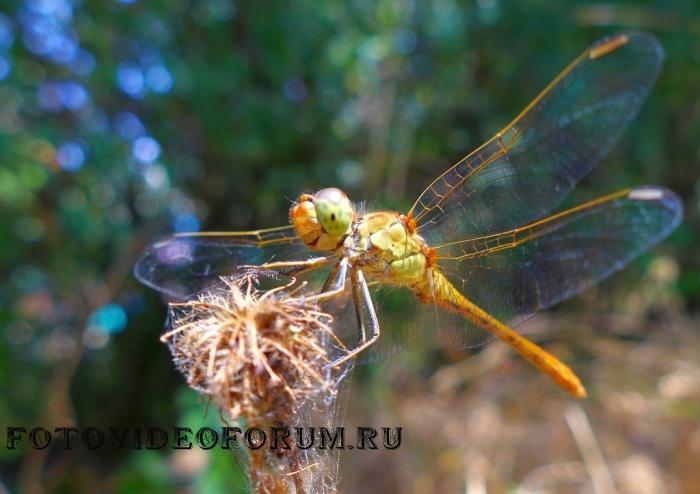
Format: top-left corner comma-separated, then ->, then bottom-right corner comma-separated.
162,273 -> 344,426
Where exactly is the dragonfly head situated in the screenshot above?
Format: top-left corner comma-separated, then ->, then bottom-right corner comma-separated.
290,187 -> 354,250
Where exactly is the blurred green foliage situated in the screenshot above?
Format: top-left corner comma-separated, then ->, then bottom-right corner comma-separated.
0,0 -> 698,492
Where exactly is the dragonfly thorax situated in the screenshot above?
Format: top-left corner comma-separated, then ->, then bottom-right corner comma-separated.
290,187 -> 355,251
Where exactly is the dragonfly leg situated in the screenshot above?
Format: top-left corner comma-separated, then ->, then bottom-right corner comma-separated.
321,257 -> 343,292
327,268 -> 380,368
258,256 -> 331,276
302,257 -> 349,303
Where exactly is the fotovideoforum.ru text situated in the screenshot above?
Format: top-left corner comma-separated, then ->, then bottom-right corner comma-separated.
4,426 -> 402,451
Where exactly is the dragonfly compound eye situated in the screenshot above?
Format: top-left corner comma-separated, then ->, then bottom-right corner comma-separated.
313,188 -> 353,238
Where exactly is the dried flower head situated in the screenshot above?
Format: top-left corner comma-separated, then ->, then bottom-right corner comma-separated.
162,272 -> 345,426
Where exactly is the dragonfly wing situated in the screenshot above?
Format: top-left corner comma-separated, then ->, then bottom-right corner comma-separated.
134,226 -> 322,299
410,33 -> 664,244
432,187 -> 682,347
334,286 -> 491,363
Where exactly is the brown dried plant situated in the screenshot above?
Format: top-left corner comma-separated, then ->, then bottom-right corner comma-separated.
162,272 -> 349,493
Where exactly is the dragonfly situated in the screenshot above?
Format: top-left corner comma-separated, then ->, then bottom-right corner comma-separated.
135,33 -> 682,398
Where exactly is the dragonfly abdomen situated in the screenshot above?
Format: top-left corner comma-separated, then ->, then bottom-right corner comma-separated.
426,269 -> 587,398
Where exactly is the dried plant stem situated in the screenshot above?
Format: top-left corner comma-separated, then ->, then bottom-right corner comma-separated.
163,274 -> 350,493
565,404 -> 618,494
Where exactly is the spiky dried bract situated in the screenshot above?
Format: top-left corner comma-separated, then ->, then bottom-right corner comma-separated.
162,274 -> 344,426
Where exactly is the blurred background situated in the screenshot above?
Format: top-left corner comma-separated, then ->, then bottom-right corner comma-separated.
0,0 -> 698,492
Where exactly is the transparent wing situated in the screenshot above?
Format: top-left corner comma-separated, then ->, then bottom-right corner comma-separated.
338,188 -> 682,361
409,33 -> 664,244
430,187 -> 682,348
133,226 -> 321,299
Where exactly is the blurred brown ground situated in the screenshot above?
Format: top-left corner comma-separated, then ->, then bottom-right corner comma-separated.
338,308 -> 699,493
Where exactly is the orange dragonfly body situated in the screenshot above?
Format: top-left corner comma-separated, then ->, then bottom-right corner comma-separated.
135,33 -> 682,398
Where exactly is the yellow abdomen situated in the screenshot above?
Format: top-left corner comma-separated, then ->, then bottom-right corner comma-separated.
424,268 -> 587,398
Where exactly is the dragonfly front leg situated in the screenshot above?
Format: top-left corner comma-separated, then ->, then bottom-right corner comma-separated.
321,256 -> 344,292
328,268 -> 380,368
258,256 -> 331,276
303,257 -> 349,303
296,260 -> 380,366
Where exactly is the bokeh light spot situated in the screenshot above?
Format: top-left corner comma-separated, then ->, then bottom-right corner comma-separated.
283,77 -> 308,103
83,326 -> 110,350
337,160 -> 364,187
0,55 -> 12,80
114,112 -> 145,140
132,136 -> 161,163
70,48 -> 96,75
173,212 -> 200,233
117,62 -> 146,98
56,140 -> 86,171
89,303 -> 128,334
58,80 -> 88,110
144,162 -> 170,190
0,13 -> 14,51
146,65 -> 173,93
12,265 -> 48,293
